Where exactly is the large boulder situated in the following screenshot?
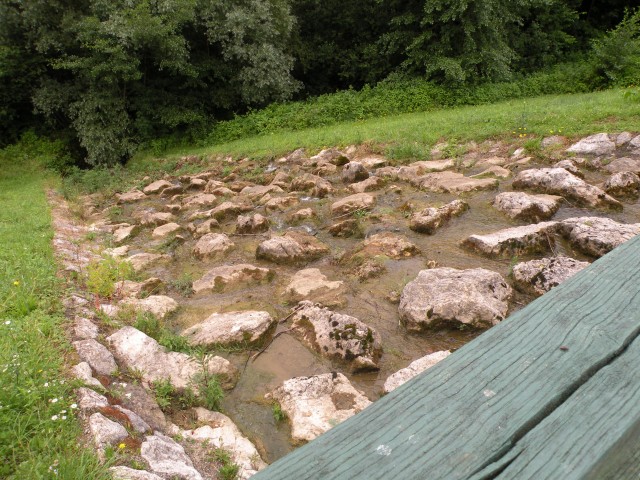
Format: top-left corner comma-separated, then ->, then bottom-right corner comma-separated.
399,268 -> 512,330
107,327 -> 237,390
192,233 -> 234,259
492,192 -> 563,221
290,173 -> 333,197
284,268 -> 346,306
266,373 -> 371,444
409,200 -> 469,234
558,217 -> 640,257
566,133 -> 615,156
181,408 -> 267,479
383,350 -> 451,393
192,264 -> 273,294
291,301 -> 382,371
512,168 -> 621,210
182,311 -> 274,346
141,433 -> 202,480
331,193 -> 375,216
256,231 -> 329,265
512,256 -> 590,296
602,171 -> 640,198
462,222 -> 558,257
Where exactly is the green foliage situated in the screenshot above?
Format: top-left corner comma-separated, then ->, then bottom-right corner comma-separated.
272,402 -> 287,422
212,448 -> 240,480
151,378 -> 175,410
169,273 -> 195,297
133,313 -> 191,354
85,256 -> 135,299
591,8 -> 640,87
0,146 -> 108,478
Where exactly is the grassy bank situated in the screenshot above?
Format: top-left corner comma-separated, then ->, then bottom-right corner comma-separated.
0,144 -> 108,478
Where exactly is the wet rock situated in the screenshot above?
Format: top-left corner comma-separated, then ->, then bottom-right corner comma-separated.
331,193 -> 375,216
141,433 -> 203,480
310,148 -> 349,166
289,208 -> 315,222
409,200 -> 469,234
462,221 -> 558,257
399,268 -> 512,330
122,295 -> 178,320
603,171 -> 640,197
126,253 -> 170,272
107,327 -> 236,390
113,225 -> 137,244
143,180 -> 174,195
356,232 -> 419,259
160,184 -> 184,197
358,155 -> 388,169
236,214 -> 269,234
348,176 -> 384,193
383,350 -> 451,393
558,217 -> 640,257
354,259 -> 386,281
182,311 -> 274,346
71,362 -> 103,388
266,373 -> 371,444
603,157 -> 640,175
210,201 -> 253,221
416,171 -> 498,193
192,264 -> 272,294
139,211 -> 176,226
284,268 -> 345,306
270,171 -> 292,189
512,256 -> 590,296
512,168 -> 622,210
74,317 -> 99,339
397,160 -> 455,182
342,161 -> 369,183
328,219 -> 362,238
567,133 -> 616,156
553,159 -> 583,178
264,195 -> 300,212
192,233 -> 234,258
292,301 -> 382,371
152,222 -> 181,238
471,165 -> 511,179
118,278 -> 164,298
163,204 -> 182,213
187,218 -> 220,237
312,162 -> 337,176
89,413 -> 128,450
76,387 -> 109,412
73,339 -> 117,376
109,466 -> 163,480
117,190 -> 146,204
256,231 -> 329,265
492,192 -> 563,221
181,408 -> 267,479
182,193 -> 217,209
240,184 -> 284,200
290,173 -> 333,197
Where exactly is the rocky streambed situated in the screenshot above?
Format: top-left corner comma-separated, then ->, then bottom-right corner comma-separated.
60,132 -> 640,479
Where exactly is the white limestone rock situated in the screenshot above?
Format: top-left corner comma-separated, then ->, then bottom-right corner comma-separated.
73,339 -> 117,376
512,256 -> 590,296
462,221 -> 558,257
558,217 -> 640,258
492,192 -> 563,221
141,433 -> 203,480
192,233 -> 234,258
566,133 -> 616,156
89,413 -> 129,450
182,311 -> 274,346
383,350 -> 451,393
284,268 -> 346,306
192,264 -> 273,294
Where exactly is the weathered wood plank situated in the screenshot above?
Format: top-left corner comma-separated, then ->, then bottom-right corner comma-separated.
472,335 -> 640,479
253,235 -> 640,480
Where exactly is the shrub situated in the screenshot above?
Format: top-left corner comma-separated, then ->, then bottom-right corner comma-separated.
85,257 -> 135,299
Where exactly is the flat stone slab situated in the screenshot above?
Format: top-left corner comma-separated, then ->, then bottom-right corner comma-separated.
512,168 -> 621,210
256,231 -> 329,264
89,413 -> 128,450
331,193 -> 376,216
415,171 -> 498,193
107,326 -> 237,390
399,268 -> 512,331
558,216 -> 640,257
117,190 -> 146,203
604,157 -> 640,174
383,351 -> 451,393
292,301 -> 382,371
348,176 -> 384,193
603,171 -> 640,198
126,253 -> 170,272
266,373 -> 371,444
462,221 -> 558,257
512,256 -> 590,296
152,222 -> 181,238
566,133 -> 616,156
192,264 -> 273,294
192,233 -> 234,258
354,232 -> 420,259
110,466 -> 163,480
73,339 -> 117,376
409,200 -> 469,234
122,295 -> 178,320
397,160 -> 455,182
113,225 -> 137,244
141,433 -> 203,480
284,268 -> 346,306
492,192 -> 563,221
143,180 -> 174,195
182,311 -> 274,346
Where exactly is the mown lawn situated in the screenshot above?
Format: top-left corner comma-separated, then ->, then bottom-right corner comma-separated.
0,147 -> 109,478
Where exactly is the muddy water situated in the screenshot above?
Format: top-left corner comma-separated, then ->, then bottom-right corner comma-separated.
111,154 -> 640,463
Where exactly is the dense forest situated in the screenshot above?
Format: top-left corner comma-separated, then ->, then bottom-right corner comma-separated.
1,0 -> 639,166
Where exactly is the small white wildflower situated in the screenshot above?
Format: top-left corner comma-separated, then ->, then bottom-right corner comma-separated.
4,321 -> 10,325
70,403 -> 78,409
60,410 -> 67,414
50,398 -> 58,403
61,415 -> 67,420
125,393 -> 132,399
51,415 -> 59,421
44,382 -> 49,387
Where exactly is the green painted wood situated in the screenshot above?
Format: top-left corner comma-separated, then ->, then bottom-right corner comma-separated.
253,235 -> 640,480
472,334 -> 640,479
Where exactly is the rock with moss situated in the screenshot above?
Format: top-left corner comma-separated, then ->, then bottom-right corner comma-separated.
603,171 -> 640,198
331,193 -> 375,216
291,301 -> 382,371
192,264 -> 273,294
492,192 -> 563,221
409,200 -> 469,234
558,217 -> 640,258
462,222 -> 558,257
512,256 -> 590,296
256,231 -> 329,265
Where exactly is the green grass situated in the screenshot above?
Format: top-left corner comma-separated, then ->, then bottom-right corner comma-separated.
0,144 -> 109,478
130,88 -> 640,167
